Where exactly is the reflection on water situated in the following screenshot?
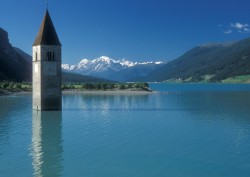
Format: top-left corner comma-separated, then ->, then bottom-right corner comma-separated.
62,94 -> 150,111
1,84 -> 250,177
31,111 -> 63,177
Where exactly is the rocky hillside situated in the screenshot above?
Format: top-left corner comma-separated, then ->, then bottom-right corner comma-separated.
0,28 -> 32,82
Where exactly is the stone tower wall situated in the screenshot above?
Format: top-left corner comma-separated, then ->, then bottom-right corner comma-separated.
33,45 -> 62,110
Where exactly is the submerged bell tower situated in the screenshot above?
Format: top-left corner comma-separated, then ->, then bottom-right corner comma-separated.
32,9 -> 62,110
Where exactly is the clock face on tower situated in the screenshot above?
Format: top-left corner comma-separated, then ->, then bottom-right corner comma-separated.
44,62 -> 57,76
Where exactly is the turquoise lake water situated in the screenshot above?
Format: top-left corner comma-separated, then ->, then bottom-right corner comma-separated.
1,83 -> 250,177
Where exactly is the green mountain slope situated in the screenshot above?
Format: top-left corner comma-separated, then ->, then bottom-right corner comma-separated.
141,38 -> 250,82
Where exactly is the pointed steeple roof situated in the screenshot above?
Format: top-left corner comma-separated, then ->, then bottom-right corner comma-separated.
33,10 -> 61,46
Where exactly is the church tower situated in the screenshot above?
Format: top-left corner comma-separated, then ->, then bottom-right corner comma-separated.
33,10 -> 62,110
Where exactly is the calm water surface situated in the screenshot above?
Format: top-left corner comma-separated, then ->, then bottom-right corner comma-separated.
1,83 -> 250,177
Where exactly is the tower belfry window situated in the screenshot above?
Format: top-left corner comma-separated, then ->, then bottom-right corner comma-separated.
47,51 -> 55,61
47,51 -> 50,61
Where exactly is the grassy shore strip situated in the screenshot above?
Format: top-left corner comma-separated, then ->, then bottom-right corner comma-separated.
0,82 -> 32,96
61,83 -> 153,95
221,75 -> 250,84
0,82 -> 152,96
62,82 -> 150,91
163,75 -> 250,84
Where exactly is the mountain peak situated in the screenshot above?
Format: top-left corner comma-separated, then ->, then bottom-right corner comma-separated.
99,56 -> 111,61
79,58 -> 89,64
62,56 -> 164,81
94,56 -> 117,65
0,28 -> 10,48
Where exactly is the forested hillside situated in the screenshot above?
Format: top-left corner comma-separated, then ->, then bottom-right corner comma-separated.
140,38 -> 250,83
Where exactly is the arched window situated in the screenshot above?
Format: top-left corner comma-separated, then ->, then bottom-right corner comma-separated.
35,52 -> 38,61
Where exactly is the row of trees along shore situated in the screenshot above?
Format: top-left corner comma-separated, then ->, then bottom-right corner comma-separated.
62,82 -> 150,91
0,81 -> 150,93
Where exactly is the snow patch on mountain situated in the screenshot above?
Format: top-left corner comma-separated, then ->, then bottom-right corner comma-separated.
62,56 -> 163,71
62,56 -> 164,80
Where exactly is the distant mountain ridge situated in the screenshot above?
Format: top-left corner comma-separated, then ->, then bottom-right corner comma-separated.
62,56 -> 164,81
138,38 -> 250,83
2,26 -> 250,83
0,27 -> 109,83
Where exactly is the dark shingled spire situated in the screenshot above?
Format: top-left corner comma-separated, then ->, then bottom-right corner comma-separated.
33,10 -> 61,46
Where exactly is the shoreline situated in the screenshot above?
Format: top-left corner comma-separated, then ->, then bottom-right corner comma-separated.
0,89 -> 12,96
63,89 -> 154,95
1,89 -> 154,96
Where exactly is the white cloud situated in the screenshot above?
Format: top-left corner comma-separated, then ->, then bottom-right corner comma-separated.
224,29 -> 232,34
222,22 -> 250,34
244,28 -> 250,32
231,22 -> 249,30
230,22 -> 250,33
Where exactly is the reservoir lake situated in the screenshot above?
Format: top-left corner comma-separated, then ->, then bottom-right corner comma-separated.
1,83 -> 250,177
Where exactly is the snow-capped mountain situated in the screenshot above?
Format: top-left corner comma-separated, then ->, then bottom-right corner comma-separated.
62,56 -> 164,81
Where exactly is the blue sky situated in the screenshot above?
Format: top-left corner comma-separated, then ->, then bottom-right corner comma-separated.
1,0 -> 250,64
